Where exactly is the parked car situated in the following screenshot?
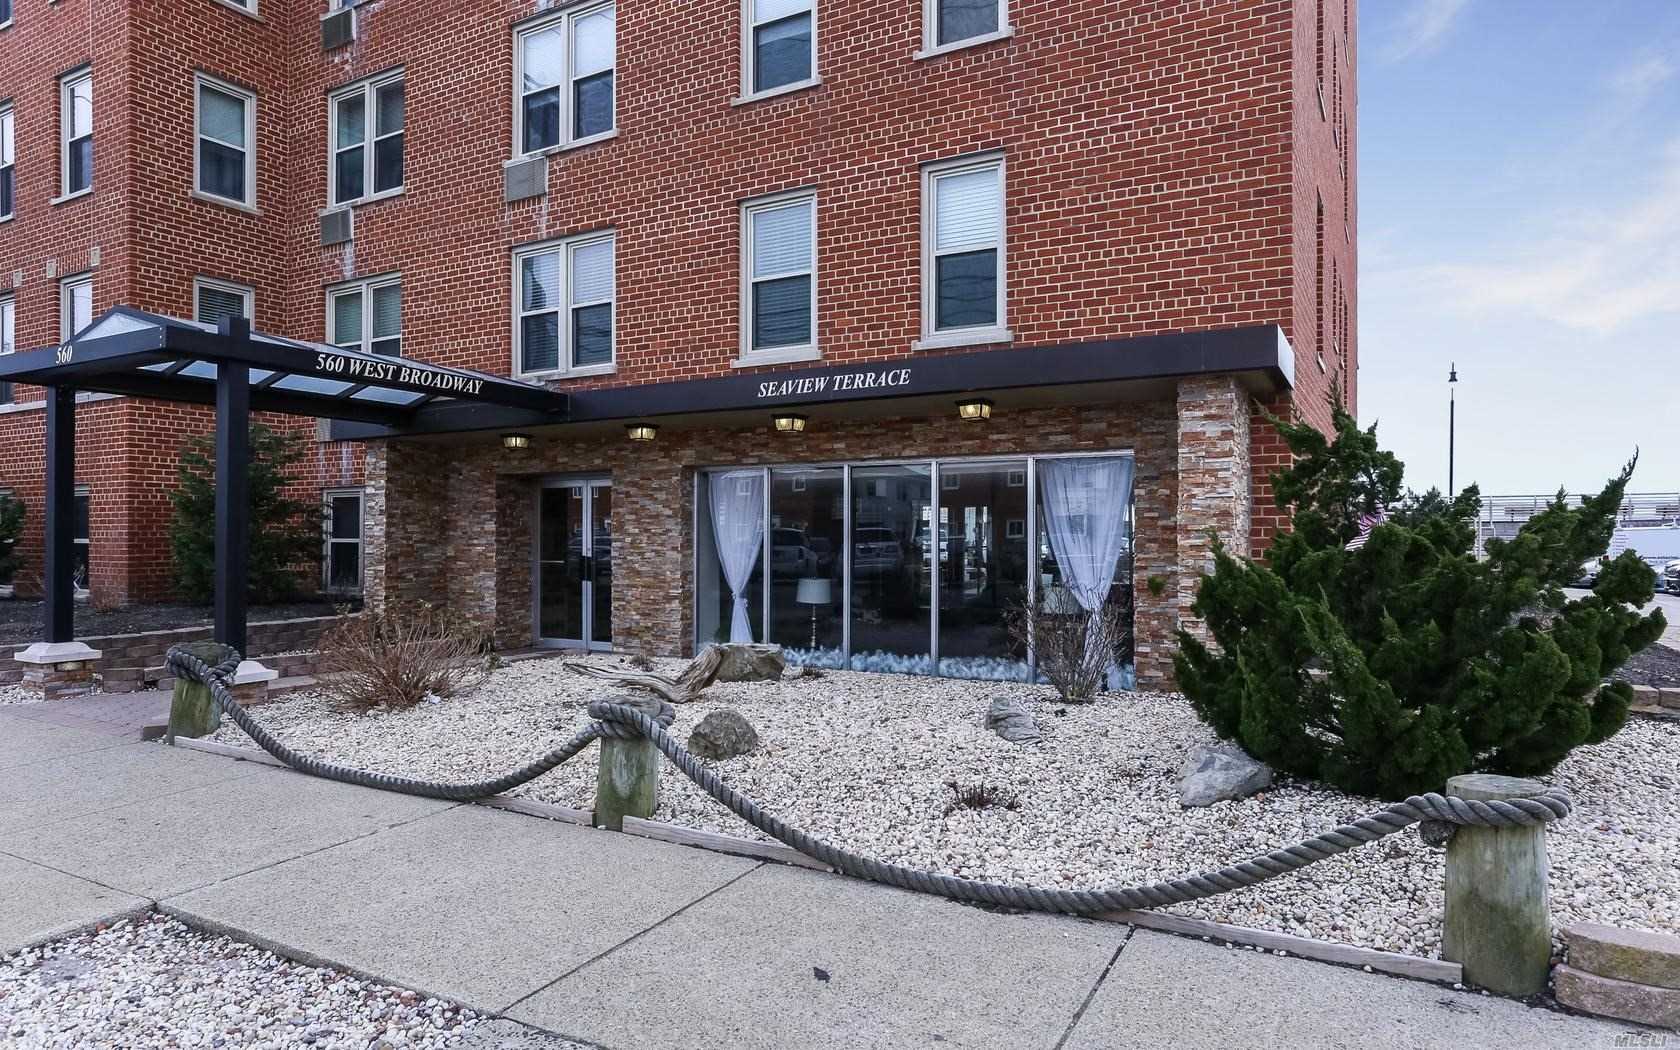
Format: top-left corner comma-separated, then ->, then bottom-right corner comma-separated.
808,536 -> 836,576
1664,559 -> 1680,595
852,526 -> 904,574
771,528 -> 817,577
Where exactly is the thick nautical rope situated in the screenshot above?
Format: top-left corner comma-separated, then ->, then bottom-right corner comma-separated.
165,646 -> 1573,916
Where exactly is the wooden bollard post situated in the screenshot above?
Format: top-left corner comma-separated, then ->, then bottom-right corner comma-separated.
594,694 -> 663,831
166,641 -> 238,743
1441,773 -> 1552,997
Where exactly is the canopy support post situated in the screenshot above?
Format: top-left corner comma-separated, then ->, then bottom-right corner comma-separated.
214,318 -> 251,657
43,385 -> 76,644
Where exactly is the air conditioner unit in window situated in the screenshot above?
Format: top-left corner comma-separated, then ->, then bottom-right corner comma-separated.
321,7 -> 354,51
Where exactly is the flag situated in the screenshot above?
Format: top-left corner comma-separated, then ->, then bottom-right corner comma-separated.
1345,510 -> 1386,552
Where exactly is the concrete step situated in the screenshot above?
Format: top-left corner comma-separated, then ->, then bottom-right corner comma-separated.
1554,965 -> 1680,1028
1565,922 -> 1680,990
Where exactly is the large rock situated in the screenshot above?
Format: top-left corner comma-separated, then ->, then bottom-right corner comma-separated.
708,644 -> 787,683
1178,743 -> 1272,807
1566,922 -> 1680,990
687,709 -> 760,761
1554,965 -> 1680,1028
985,697 -> 1041,745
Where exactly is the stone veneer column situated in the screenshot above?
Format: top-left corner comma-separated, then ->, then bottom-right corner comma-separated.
1175,376 -> 1252,649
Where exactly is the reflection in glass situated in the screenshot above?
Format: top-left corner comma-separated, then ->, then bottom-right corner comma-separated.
849,464 -> 932,673
936,461 -> 1029,680
538,486 -> 586,641
769,467 -> 844,667
590,485 -> 612,645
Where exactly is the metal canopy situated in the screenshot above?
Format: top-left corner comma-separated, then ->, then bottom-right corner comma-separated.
0,306 -> 567,425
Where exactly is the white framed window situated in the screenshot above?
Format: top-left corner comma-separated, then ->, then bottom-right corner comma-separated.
515,2 -> 616,156
514,231 -> 616,378
323,488 -> 365,594
739,191 -> 817,363
920,153 -> 1008,348
328,276 -> 401,356
194,75 -> 256,207
329,71 -> 403,206
0,105 -> 14,221
194,277 -> 254,327
60,273 -> 93,341
741,0 -> 817,100
921,0 -> 1009,56
0,294 -> 15,402
73,487 -> 91,592
0,0 -> 12,30
59,68 -> 93,199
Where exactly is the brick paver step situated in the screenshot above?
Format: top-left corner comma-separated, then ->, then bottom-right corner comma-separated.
1565,922 -> 1680,990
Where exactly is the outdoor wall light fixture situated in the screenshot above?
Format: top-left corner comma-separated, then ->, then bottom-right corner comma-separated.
956,397 -> 994,421
625,422 -> 659,442
500,432 -> 532,451
772,413 -> 809,434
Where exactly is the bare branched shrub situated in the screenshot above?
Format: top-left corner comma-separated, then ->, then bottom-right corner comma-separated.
1006,592 -> 1131,703
943,780 -> 1020,815
317,602 -> 492,711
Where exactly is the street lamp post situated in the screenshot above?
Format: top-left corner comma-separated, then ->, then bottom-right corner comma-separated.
1448,363 -> 1459,495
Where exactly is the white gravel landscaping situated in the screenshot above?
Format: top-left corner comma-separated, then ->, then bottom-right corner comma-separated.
207,654 -> 1680,960
0,914 -> 479,1049
0,684 -> 42,705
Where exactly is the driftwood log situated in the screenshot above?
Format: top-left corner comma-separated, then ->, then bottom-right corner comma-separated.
565,644 -> 729,704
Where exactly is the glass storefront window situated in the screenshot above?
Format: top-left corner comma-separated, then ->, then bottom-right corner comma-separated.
768,467 -> 844,667
849,464 -> 933,674
696,469 -> 765,646
935,460 -> 1030,680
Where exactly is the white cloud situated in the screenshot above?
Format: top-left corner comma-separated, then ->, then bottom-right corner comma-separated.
1382,0 -> 1472,62
1610,54 -> 1676,98
1391,139 -> 1680,335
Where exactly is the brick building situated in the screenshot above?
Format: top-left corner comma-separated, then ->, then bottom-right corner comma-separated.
0,0 -> 1357,689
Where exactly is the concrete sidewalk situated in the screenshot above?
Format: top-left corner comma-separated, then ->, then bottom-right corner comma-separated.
0,704 -> 1654,1049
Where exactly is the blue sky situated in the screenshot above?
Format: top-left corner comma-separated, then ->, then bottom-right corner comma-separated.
1358,0 -> 1679,497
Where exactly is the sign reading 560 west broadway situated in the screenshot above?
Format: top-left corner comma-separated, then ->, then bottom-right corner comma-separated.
312,349 -> 487,396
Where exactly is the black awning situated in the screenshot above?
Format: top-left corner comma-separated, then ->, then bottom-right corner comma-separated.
0,306 -> 568,425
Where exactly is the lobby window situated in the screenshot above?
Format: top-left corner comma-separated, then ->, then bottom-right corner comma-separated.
922,153 -> 1006,347
514,231 -> 616,377
0,104 -> 14,221
744,0 -> 816,98
323,489 -> 364,594
195,76 -> 255,207
926,0 -> 1005,52
60,69 -> 93,198
516,2 -> 616,155
740,191 -> 816,362
73,488 -> 91,593
61,273 -> 93,341
329,72 -> 403,206
194,277 -> 253,327
329,277 -> 401,356
0,295 -> 14,405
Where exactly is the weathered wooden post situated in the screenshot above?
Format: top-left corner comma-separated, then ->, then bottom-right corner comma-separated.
166,641 -> 238,743
1441,773 -> 1552,997
594,694 -> 664,831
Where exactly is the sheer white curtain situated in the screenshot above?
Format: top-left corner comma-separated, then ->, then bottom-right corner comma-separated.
1038,456 -> 1135,661
709,470 -> 765,643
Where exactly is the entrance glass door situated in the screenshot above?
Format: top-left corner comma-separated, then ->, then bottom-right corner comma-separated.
537,479 -> 612,649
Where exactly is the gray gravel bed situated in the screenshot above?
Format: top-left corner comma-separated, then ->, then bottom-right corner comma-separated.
0,914 -> 479,1049
206,656 -> 1680,959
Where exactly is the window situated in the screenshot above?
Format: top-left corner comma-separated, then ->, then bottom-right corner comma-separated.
516,2 -> 615,155
73,489 -> 91,592
740,192 -> 816,362
60,69 -> 93,198
0,295 -> 14,405
194,277 -> 253,328
0,0 -> 12,28
744,0 -> 815,98
324,489 -> 364,593
195,76 -> 255,207
925,0 -> 1006,53
922,154 -> 1006,346
329,72 -> 403,205
514,232 -> 615,376
0,105 -> 14,221
61,274 -> 93,341
329,277 -> 401,356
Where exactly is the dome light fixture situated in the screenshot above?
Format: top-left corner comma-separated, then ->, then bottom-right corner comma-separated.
501,432 -> 532,451
956,397 -> 994,422
625,422 -> 659,442
772,413 -> 809,434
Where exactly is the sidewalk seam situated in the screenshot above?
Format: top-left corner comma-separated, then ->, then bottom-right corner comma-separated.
1052,924 -> 1134,1050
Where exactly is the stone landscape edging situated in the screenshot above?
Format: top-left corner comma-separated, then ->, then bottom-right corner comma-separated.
166,735 -> 1466,988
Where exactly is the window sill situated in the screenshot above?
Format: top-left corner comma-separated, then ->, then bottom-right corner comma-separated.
207,0 -> 262,20
1317,83 -> 1326,120
191,190 -> 260,216
326,187 -> 405,212
514,128 -> 621,164
520,363 -> 617,382
731,346 -> 822,368
50,188 -> 93,207
914,27 -> 1015,61
912,327 -> 1012,351
732,77 -> 823,107
0,214 -> 13,226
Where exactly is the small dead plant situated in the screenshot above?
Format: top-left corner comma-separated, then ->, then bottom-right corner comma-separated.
1005,592 -> 1131,703
943,780 -> 1021,815
318,601 -> 492,711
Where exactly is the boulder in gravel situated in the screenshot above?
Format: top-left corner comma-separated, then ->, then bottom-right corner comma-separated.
687,708 -> 760,760
985,697 -> 1042,744
709,643 -> 787,682
1178,743 -> 1272,807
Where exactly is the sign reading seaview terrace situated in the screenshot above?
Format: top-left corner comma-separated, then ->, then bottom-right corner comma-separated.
755,365 -> 914,402
312,350 -> 486,396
